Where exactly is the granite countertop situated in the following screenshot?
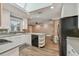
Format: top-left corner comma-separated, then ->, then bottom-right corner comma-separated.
67,37 -> 79,54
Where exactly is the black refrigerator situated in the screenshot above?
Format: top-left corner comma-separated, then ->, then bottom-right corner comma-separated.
60,15 -> 78,56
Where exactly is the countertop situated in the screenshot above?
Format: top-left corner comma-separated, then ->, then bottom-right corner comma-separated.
67,37 -> 79,54
0,32 -> 45,38
0,34 -> 26,54
0,33 -> 26,38
0,32 -> 45,54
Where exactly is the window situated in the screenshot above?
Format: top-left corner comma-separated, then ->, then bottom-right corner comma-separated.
16,3 -> 25,8
10,16 -> 23,32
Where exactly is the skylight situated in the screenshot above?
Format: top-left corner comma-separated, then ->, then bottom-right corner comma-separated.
16,3 -> 26,8
16,3 -> 52,12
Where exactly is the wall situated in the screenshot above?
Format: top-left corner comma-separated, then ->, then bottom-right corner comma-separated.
32,23 -> 53,36
28,20 -> 60,36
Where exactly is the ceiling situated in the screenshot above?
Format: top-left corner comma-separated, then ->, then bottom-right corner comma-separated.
16,3 -> 62,25
16,3 -> 52,12
28,3 -> 62,25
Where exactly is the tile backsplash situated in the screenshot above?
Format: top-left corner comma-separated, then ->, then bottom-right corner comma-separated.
0,29 -> 8,34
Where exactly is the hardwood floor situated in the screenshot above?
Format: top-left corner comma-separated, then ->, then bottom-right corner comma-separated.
20,36 -> 59,56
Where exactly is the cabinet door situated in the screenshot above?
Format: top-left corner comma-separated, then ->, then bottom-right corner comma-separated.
25,34 -> 31,45
0,4 -> 1,26
67,44 -> 79,56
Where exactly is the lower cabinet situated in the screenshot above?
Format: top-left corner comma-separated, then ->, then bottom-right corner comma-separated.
31,34 -> 45,48
67,44 -> 79,56
25,34 -> 31,45
0,47 -> 19,56
32,35 -> 38,47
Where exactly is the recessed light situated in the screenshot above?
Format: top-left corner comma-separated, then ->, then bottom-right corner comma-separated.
50,6 -> 54,9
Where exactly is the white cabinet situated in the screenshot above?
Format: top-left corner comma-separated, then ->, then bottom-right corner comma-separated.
25,34 -> 31,45
78,4 -> 79,29
67,37 -> 79,56
67,44 -> 79,56
0,8 -> 10,29
0,4 -> 1,26
61,3 -> 78,18
0,47 -> 19,56
39,34 -> 45,47
25,33 -> 45,47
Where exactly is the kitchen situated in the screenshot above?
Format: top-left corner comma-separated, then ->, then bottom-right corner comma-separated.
0,3 -> 78,56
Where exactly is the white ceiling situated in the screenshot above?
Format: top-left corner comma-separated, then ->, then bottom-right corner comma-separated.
29,3 -> 62,25
26,3 -> 52,12
16,3 -> 62,25
16,3 -> 52,12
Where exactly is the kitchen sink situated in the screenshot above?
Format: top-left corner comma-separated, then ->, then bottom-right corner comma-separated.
0,39 -> 12,45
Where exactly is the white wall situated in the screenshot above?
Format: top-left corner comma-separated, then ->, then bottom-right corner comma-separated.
26,3 -> 52,12
61,3 -> 78,18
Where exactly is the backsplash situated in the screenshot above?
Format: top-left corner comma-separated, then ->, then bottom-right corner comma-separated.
0,29 -> 8,34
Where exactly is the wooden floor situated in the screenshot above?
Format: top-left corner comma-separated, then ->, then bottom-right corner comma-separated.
20,36 -> 59,56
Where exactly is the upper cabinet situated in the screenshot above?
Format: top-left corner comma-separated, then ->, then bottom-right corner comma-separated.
61,3 -> 78,18
0,4 -> 10,29
0,4 -> 1,26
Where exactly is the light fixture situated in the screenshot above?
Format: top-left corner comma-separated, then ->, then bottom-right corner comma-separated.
35,22 -> 41,29
50,6 -> 54,9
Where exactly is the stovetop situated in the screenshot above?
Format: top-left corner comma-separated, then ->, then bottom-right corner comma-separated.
0,39 -> 12,45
